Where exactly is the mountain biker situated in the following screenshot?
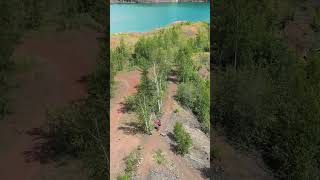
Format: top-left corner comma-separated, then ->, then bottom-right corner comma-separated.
154,119 -> 161,131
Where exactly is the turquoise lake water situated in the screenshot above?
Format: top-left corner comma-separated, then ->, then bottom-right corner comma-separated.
110,3 -> 210,33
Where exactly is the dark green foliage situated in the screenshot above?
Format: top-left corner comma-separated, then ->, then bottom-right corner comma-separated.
214,0 -> 320,179
173,122 -> 192,155
22,0 -> 46,30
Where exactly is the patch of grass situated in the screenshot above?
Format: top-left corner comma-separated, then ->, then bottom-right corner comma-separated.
118,148 -> 141,179
174,108 -> 179,113
117,173 -> 130,180
125,149 -> 140,173
153,149 -> 166,165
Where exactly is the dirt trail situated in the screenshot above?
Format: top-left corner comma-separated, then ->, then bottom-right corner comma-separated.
110,71 -> 203,179
110,70 -> 142,180
135,76 -> 204,180
0,28 -> 99,180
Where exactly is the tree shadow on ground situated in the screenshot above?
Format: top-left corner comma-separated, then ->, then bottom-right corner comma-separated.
167,132 -> 175,141
77,75 -> 89,83
167,76 -> 178,84
167,132 -> 178,154
117,101 -> 133,114
23,128 -> 64,164
118,122 -> 143,135
207,165 -> 224,180
198,167 -> 211,179
167,70 -> 178,84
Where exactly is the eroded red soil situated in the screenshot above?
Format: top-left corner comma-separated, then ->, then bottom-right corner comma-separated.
110,70 -> 142,180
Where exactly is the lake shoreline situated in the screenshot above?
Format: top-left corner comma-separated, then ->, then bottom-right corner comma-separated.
111,3 -> 209,33
110,0 -> 208,4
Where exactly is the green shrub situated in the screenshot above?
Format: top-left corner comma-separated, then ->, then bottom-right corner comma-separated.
173,122 -> 192,155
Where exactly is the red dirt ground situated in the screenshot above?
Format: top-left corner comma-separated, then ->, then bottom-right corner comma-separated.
0,28 -> 99,180
110,70 -> 142,180
110,70 -> 204,179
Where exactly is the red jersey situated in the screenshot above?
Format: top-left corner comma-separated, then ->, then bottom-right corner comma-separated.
155,119 -> 161,126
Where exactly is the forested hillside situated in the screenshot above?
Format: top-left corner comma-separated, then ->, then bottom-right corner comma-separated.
213,0 -> 320,179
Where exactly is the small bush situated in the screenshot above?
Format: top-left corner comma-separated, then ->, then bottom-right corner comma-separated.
173,122 -> 192,155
